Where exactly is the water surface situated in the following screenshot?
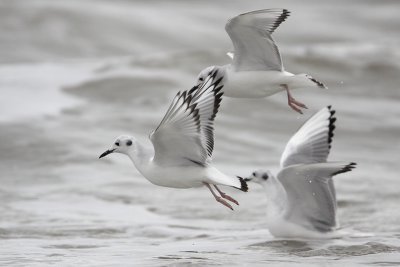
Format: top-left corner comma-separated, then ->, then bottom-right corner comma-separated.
1,0 -> 400,266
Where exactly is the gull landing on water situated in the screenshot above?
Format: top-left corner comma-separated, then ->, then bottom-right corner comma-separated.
99,69 -> 248,210
196,9 -> 327,114
245,106 -> 356,239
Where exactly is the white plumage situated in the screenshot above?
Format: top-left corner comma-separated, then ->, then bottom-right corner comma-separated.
280,106 -> 336,167
246,106 -> 356,238
196,9 -> 327,114
99,69 -> 247,210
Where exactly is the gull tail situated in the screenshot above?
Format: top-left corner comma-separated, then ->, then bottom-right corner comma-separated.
293,74 -> 328,90
209,168 -> 248,192
236,176 -> 249,192
308,76 -> 328,89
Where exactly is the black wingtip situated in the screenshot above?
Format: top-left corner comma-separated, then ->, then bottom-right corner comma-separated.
267,9 -> 291,34
327,106 -> 337,149
228,9 -> 291,35
333,162 -> 357,176
188,85 -> 199,95
237,176 -> 249,192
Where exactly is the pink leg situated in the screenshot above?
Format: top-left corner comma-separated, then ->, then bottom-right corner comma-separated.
284,85 -> 308,114
203,183 -> 233,210
213,185 -> 239,206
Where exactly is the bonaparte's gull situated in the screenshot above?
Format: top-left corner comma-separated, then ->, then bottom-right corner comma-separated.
196,9 -> 327,114
245,106 -> 356,238
99,69 -> 248,210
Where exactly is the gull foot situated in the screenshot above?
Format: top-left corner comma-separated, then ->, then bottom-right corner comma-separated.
204,182 -> 235,211
213,185 -> 239,205
288,97 -> 308,114
285,85 -> 308,114
219,193 -> 239,206
216,196 -> 234,210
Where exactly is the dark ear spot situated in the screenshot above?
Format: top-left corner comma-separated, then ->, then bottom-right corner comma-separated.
115,141 -> 120,146
126,140 -> 132,146
262,173 -> 269,180
252,172 -> 256,177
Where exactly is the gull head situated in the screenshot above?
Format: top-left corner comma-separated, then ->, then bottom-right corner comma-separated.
99,135 -> 135,158
196,66 -> 216,86
245,170 -> 282,198
244,169 -> 274,184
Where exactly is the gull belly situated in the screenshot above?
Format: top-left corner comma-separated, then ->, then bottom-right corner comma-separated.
138,163 -> 207,189
224,70 -> 293,98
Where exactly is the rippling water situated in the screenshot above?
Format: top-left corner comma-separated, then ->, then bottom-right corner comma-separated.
1,0 -> 400,266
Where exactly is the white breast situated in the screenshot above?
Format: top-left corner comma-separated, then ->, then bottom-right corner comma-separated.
223,69 -> 293,98
140,163 -> 206,189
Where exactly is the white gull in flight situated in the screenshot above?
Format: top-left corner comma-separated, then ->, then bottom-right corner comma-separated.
99,69 -> 248,210
196,9 -> 327,114
245,106 -> 356,238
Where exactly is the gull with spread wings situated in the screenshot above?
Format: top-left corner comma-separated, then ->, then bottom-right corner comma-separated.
99,69 -> 248,210
245,106 -> 356,238
196,9 -> 327,114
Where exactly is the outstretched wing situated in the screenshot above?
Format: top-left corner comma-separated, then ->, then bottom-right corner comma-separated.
225,9 -> 290,71
280,106 -> 336,168
149,68 -> 224,166
277,162 -> 356,232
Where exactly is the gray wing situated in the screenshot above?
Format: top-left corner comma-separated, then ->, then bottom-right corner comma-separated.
225,9 -> 290,71
277,162 -> 356,232
280,106 -> 336,168
150,68 -> 224,166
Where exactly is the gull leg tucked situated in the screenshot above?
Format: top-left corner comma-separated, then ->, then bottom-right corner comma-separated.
204,183 -> 233,210
284,85 -> 308,114
213,185 -> 239,205
196,9 -> 327,114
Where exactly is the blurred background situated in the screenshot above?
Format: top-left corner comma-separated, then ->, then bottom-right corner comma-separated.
1,0 -> 399,266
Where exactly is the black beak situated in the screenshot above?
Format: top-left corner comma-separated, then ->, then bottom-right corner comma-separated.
99,149 -> 115,159
244,178 -> 252,182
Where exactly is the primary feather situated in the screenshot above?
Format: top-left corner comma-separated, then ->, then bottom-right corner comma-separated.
225,9 -> 290,71
150,68 -> 224,166
280,106 -> 336,168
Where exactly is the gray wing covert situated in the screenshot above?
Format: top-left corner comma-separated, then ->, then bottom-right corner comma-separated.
225,9 -> 289,71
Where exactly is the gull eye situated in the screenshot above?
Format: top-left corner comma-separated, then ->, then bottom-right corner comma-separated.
199,77 -> 204,81
115,142 -> 120,146
252,172 -> 256,177
126,140 -> 132,146
262,174 -> 269,180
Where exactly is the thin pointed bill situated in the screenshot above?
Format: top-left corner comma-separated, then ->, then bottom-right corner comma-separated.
99,149 -> 115,159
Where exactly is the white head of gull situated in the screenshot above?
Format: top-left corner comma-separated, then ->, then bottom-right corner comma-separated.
100,69 -> 248,210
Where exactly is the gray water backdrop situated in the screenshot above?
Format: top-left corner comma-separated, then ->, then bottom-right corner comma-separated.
1,0 -> 400,266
